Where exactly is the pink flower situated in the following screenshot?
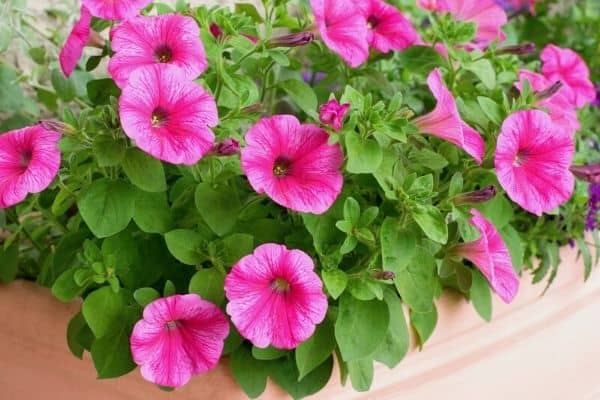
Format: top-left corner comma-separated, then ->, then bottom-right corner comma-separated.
495,110 -> 575,216
81,0 -> 152,20
212,138 -> 240,156
454,209 -> 519,303
108,15 -> 207,89
310,0 -> 369,67
441,0 -> 507,46
319,98 -> 350,131
0,125 -> 61,209
240,115 -> 344,214
361,0 -> 420,53
413,68 -> 485,163
224,243 -> 328,349
417,0 -> 446,11
516,70 -> 580,136
130,294 -> 229,388
59,6 -> 92,77
119,64 -> 218,165
540,45 -> 596,109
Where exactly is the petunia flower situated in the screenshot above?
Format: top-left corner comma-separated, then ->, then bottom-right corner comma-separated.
212,138 -> 240,156
0,124 -> 61,209
540,44 -> 596,109
417,0 -> 445,11
130,294 -> 229,388
360,0 -> 421,53
516,70 -> 580,136
494,109 -> 575,216
224,243 -> 328,349
119,64 -> 218,165
310,0 -> 369,67
437,0 -> 507,47
413,68 -> 485,163
59,6 -> 92,77
108,14 -> 208,89
570,164 -> 600,184
319,98 -> 350,131
585,184 -> 600,231
454,209 -> 519,303
240,115 -> 344,214
81,0 -> 152,20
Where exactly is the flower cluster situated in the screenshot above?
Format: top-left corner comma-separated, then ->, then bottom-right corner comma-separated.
1,0 -> 599,397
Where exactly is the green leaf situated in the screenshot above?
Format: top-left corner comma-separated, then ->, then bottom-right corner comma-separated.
477,96 -> 503,126
0,239 -> 19,283
270,355 -> 333,400
280,79 -> 318,118
448,172 -> 464,197
188,268 -> 225,304
339,235 -> 358,255
410,306 -> 438,347
465,59 -> 496,90
87,78 -> 120,105
296,319 -> 336,380
394,247 -> 436,313
380,218 -> 416,274
67,312 -> 92,359
90,309 -> 137,378
372,289 -> 409,368
577,238 -> 593,280
411,205 -> 448,244
396,46 -> 445,74
133,190 -> 172,234
476,193 -> 514,229
51,68 -> 77,101
78,179 -> 137,238
220,233 -> 254,265
321,269 -> 348,299
343,197 -> 360,225
335,294 -> 389,361
409,148 -> 448,171
500,224 -> 524,273
82,286 -> 126,338
52,268 -> 87,302
347,358 -> 374,392
195,182 -> 241,236
92,136 -> 126,167
345,131 -> 383,174
230,346 -> 270,398
235,3 -> 264,22
164,229 -> 207,265
358,207 -> 379,227
0,64 -> 25,111
122,148 -> 167,192
251,346 -> 288,360
133,287 -> 160,307
470,269 -> 492,321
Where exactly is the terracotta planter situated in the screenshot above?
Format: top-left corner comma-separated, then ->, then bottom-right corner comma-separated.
1,246 -> 599,400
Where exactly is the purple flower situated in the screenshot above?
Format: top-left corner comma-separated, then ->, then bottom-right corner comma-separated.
593,83 -> 600,108
319,98 -> 350,131
586,183 -> 600,231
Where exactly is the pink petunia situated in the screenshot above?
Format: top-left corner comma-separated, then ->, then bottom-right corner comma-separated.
224,243 -> 328,349
439,0 -> 507,46
240,115 -> 344,214
417,0 -> 446,11
310,0 -> 369,67
119,65 -> 218,165
540,45 -> 596,109
130,294 -> 229,388
413,68 -> 485,163
0,125 -> 61,209
361,0 -> 421,53
516,70 -> 580,136
495,110 -> 575,216
454,209 -> 519,303
59,6 -> 92,77
108,14 -> 208,89
81,0 -> 152,20
319,98 -> 350,131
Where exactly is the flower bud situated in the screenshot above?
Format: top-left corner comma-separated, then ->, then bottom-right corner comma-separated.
453,185 -> 497,205
241,103 -> 264,114
266,32 -> 314,48
86,30 -> 105,49
38,120 -> 74,135
570,164 -> 600,184
212,138 -> 240,156
209,23 -> 223,39
497,42 -> 536,56
319,98 -> 350,131
536,81 -> 563,102
370,270 -> 395,280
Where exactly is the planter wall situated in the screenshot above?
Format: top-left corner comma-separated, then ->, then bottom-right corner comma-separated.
1,246 -> 599,400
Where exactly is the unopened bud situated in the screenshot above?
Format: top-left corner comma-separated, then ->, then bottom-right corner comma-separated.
536,81 -> 563,102
570,164 -> 600,184
497,42 -> 536,56
266,32 -> 314,48
212,138 -> 240,156
39,120 -> 74,135
370,270 -> 395,280
453,185 -> 497,205
209,23 -> 223,39
241,103 -> 264,114
86,30 -> 105,49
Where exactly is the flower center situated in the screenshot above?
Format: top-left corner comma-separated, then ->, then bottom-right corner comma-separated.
165,320 -> 181,331
20,149 -> 33,169
513,149 -> 529,167
367,15 -> 380,29
273,156 -> 292,177
154,44 -> 173,63
271,277 -> 291,293
151,107 -> 168,127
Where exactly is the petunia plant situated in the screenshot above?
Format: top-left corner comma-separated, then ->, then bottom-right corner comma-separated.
0,0 -> 599,398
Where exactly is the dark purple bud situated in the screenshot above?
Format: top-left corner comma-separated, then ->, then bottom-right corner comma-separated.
536,81 -> 563,102
266,32 -> 314,48
209,23 -> 223,39
38,120 -> 73,135
570,164 -> 600,184
370,270 -> 395,280
497,42 -> 536,56
241,103 -> 264,114
453,185 -> 497,205
212,138 -> 240,156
